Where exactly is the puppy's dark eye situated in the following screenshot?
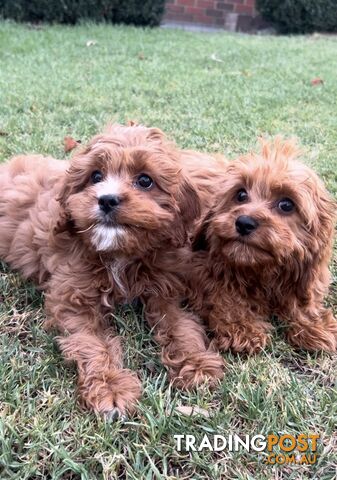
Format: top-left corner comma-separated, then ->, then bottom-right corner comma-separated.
278,198 -> 295,213
236,188 -> 248,203
136,174 -> 154,190
91,170 -> 103,184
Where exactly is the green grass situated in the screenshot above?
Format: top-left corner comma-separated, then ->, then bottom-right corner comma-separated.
0,20 -> 336,479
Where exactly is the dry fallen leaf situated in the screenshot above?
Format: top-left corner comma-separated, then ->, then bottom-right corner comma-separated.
127,120 -> 138,127
64,136 -> 81,153
311,77 -> 324,86
138,52 -> 145,60
175,405 -> 210,417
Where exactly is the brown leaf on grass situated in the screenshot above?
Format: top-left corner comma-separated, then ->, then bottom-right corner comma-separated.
127,120 -> 138,127
64,136 -> 81,153
311,77 -> 324,86
138,52 -> 145,60
175,405 -> 210,417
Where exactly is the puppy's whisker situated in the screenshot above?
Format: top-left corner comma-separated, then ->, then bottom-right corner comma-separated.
77,223 -> 97,234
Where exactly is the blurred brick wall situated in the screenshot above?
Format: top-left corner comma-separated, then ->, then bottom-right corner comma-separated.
164,0 -> 261,31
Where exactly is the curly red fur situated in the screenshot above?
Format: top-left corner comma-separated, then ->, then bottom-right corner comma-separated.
0,124 -> 224,417
189,137 -> 337,355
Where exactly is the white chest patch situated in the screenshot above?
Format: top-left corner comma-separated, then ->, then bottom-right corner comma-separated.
109,258 -> 130,297
91,225 -> 125,252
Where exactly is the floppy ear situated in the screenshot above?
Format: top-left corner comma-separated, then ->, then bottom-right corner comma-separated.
53,177 -> 76,235
276,179 -> 336,304
179,176 -> 201,227
53,140 -> 96,236
298,172 -> 336,268
191,210 -> 213,251
53,158 -> 87,236
299,182 -> 336,302
170,176 -> 202,248
313,184 -> 336,259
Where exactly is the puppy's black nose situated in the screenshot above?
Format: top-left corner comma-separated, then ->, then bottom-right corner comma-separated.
235,215 -> 259,236
98,194 -> 120,214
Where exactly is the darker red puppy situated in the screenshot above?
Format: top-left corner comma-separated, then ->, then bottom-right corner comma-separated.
190,138 -> 337,355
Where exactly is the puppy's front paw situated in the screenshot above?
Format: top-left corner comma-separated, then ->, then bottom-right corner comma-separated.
79,368 -> 142,418
215,322 -> 271,354
287,322 -> 337,353
171,351 -> 225,390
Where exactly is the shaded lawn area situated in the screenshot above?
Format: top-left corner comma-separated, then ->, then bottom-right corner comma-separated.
0,20 -> 336,480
